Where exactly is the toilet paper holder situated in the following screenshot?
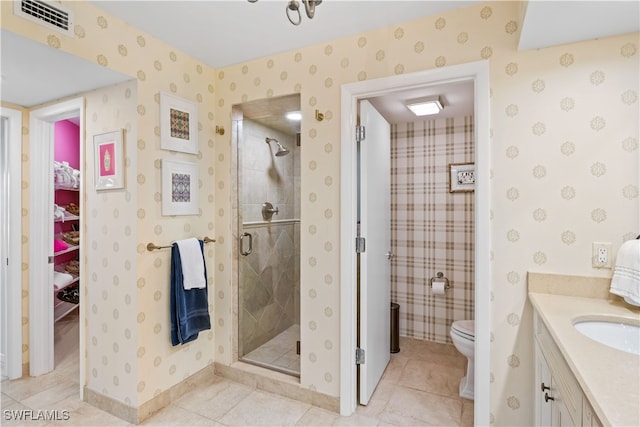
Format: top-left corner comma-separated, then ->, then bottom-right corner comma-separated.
430,272 -> 451,289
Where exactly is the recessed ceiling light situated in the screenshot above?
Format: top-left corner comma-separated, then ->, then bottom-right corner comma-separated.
406,96 -> 443,116
286,111 -> 302,121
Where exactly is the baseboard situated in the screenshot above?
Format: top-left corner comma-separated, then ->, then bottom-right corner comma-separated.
83,364 -> 216,424
214,361 -> 340,413
137,364 -> 216,422
83,387 -> 138,424
83,361 -> 339,424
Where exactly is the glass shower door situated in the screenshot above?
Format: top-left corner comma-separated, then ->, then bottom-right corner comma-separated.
235,94 -> 301,377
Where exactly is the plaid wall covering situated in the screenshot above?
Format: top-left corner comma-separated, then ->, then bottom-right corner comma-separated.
391,116 -> 475,344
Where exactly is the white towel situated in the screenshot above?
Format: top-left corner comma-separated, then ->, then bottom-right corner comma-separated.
176,238 -> 206,290
610,239 -> 640,307
53,271 -> 74,290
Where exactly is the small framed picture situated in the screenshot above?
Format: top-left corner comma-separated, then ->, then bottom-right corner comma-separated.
160,92 -> 198,154
94,129 -> 124,191
162,159 -> 199,216
449,162 -> 475,193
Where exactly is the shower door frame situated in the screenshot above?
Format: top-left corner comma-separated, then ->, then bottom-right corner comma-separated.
231,102 -> 302,377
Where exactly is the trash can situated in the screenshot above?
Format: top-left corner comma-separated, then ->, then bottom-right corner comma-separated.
390,302 -> 400,353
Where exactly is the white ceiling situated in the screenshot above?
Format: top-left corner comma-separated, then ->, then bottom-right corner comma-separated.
0,30 -> 132,108
89,0 -> 482,69
519,0 -> 640,51
1,1 -> 638,122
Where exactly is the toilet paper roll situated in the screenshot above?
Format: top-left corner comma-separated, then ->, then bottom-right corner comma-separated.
432,280 -> 446,295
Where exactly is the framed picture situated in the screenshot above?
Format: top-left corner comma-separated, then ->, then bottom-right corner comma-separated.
449,162 -> 475,193
94,129 -> 124,191
160,92 -> 198,154
162,159 -> 199,216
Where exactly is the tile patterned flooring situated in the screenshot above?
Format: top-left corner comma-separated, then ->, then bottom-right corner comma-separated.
1,312 -> 473,426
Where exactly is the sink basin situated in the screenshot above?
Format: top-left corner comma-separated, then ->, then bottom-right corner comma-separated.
573,317 -> 640,355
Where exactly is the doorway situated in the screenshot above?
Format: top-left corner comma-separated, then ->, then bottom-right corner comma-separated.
29,98 -> 85,395
340,61 -> 491,424
0,107 -> 22,380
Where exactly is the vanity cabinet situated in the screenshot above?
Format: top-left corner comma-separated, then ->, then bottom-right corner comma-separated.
582,400 -> 603,427
533,312 -> 602,427
534,343 -> 553,426
534,343 -> 574,427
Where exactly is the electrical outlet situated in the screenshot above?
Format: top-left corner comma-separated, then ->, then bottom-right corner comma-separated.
592,242 -> 612,268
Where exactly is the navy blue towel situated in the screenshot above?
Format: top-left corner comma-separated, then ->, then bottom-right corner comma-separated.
170,240 -> 211,346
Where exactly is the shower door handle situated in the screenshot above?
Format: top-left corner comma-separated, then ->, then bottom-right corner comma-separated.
240,232 -> 253,256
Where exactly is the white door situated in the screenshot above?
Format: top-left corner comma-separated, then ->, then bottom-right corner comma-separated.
29,99 -> 82,377
1,108 -> 23,380
358,100 -> 391,405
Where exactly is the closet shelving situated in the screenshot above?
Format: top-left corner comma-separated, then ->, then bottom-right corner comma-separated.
53,177 -> 80,322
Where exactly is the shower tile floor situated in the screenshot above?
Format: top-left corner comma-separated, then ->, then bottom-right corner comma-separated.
1,318 -> 473,426
242,324 -> 300,376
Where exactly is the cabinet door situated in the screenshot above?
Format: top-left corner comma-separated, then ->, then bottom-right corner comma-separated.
535,344 -> 553,426
582,400 -> 603,427
553,394 -> 574,427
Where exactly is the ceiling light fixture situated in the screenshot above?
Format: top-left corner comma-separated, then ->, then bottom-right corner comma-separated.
406,96 -> 443,116
248,0 -> 322,26
286,111 -> 302,121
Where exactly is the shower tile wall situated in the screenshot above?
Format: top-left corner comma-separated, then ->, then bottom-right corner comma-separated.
391,117 -> 475,344
241,119 -> 299,222
239,119 -> 300,356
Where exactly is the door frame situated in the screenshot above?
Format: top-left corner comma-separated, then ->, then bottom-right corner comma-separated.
340,60 -> 491,425
29,98 -> 84,391
1,107 -> 23,380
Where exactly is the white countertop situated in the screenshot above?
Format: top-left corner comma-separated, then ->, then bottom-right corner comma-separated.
529,292 -> 640,427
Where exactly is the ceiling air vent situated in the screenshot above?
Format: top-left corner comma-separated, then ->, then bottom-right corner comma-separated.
13,0 -> 74,37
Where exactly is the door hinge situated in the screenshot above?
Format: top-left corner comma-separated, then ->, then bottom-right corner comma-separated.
48,256 -> 54,264
356,125 -> 365,142
356,347 -> 365,365
296,340 -> 301,355
355,236 -> 366,253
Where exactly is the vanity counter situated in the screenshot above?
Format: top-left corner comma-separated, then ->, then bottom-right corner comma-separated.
529,292 -> 640,427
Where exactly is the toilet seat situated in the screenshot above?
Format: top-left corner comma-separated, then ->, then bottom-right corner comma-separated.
451,320 -> 475,341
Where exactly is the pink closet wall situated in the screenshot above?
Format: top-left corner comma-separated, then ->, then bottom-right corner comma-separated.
54,119 -> 80,169
54,119 -> 80,265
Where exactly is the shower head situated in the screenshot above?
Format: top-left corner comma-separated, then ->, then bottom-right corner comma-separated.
274,141 -> 290,157
265,137 -> 290,157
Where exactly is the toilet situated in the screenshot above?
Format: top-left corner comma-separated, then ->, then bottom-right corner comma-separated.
450,319 -> 475,400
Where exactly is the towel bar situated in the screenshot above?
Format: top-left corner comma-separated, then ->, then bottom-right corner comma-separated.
146,236 -> 216,252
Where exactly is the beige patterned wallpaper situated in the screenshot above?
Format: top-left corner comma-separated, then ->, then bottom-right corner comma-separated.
83,80 -> 140,405
3,1 -> 638,425
3,0 -> 217,408
213,3 -> 638,425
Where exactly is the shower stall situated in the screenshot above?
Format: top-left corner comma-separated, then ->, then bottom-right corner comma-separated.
232,94 -> 301,377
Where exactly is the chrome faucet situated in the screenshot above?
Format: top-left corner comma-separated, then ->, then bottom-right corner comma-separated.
262,202 -> 279,220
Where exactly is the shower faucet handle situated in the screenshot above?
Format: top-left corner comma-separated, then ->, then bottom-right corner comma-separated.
264,204 -> 279,214
262,202 -> 279,220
